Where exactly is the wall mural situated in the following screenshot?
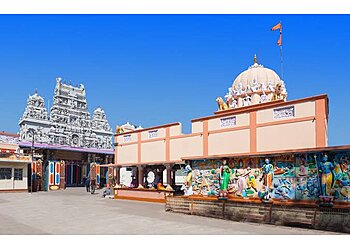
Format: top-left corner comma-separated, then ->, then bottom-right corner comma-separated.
190,150 -> 350,202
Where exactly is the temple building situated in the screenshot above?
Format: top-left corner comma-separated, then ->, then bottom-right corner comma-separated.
105,55 -> 350,206
18,78 -> 114,189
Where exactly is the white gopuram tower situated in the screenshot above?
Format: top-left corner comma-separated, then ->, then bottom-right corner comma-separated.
19,77 -> 113,150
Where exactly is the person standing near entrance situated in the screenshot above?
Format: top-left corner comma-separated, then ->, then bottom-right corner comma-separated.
85,173 -> 90,192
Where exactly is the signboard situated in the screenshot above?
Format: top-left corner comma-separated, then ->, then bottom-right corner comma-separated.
148,130 -> 158,139
123,135 -> 131,143
220,116 -> 236,128
273,106 -> 295,120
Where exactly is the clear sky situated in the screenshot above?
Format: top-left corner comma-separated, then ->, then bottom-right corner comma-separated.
0,14 -> 349,146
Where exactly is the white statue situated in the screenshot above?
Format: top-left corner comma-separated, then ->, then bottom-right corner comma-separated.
260,92 -> 268,103
243,94 -> 252,106
230,98 -> 238,108
268,81 -> 274,92
251,80 -> 259,92
236,82 -> 244,96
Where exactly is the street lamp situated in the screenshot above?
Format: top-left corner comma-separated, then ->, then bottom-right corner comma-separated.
28,128 -> 35,194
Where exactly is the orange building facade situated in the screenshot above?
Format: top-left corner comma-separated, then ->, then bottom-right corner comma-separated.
106,57 -> 342,203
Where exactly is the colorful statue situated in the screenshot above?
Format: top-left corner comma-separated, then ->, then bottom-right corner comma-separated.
220,159 -> 230,191
115,126 -> 124,134
216,97 -> 229,111
319,154 -> 335,196
339,174 -> 350,201
272,82 -> 287,101
182,161 -> 193,196
261,158 -> 274,190
218,159 -> 230,199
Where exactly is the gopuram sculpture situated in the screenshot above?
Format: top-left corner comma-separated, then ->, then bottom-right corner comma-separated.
216,54 -> 287,111
19,77 -> 113,149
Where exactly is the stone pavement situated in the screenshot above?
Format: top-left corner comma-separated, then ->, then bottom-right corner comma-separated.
0,188 -> 343,235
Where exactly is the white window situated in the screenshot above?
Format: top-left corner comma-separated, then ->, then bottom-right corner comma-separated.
123,135 -> 131,143
273,106 -> 295,120
148,130 -> 158,139
220,116 -> 236,128
14,168 -> 23,181
0,168 -> 12,180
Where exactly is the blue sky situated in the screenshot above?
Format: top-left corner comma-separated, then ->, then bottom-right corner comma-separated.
0,14 -> 349,146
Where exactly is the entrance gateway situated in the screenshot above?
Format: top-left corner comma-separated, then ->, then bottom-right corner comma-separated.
18,78 -> 114,190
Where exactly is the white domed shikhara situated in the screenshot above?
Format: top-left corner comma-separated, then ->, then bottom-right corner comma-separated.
217,55 -> 287,111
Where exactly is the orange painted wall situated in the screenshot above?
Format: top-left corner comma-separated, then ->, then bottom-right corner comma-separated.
114,95 -> 328,165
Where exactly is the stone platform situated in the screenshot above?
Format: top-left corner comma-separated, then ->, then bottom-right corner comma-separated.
165,196 -> 350,233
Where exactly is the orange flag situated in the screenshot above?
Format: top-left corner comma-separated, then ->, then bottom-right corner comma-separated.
277,33 -> 282,46
271,22 -> 283,46
271,22 -> 282,31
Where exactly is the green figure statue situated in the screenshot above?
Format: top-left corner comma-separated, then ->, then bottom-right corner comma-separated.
220,159 -> 230,191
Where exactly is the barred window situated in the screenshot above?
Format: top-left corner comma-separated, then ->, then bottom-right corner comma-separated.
14,168 -> 23,181
0,168 -> 12,180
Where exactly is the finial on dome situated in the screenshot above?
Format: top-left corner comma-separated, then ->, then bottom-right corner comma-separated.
253,54 -> 257,64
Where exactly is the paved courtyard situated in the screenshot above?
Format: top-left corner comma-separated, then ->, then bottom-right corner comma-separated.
0,188 -> 343,235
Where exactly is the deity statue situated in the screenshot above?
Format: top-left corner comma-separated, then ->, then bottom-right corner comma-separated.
182,161 -> 193,196
230,98 -> 238,108
272,82 -> 286,101
267,81 -> 275,92
319,154 -> 335,196
219,159 -> 230,199
236,82 -> 244,96
260,92 -> 268,103
251,80 -> 259,92
242,94 -> 252,106
116,126 -> 124,134
56,77 -> 62,85
246,84 -> 251,93
261,158 -> 274,190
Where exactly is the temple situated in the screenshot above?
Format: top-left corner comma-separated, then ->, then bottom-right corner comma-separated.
106,55 -> 349,207
18,78 -> 114,190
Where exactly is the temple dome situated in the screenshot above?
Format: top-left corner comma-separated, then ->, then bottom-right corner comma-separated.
217,55 -> 288,111
231,55 -> 283,92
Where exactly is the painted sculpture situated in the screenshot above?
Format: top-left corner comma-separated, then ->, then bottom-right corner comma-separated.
219,159 -> 230,199
182,162 -> 193,196
271,82 -> 287,101
216,97 -> 229,111
116,126 -> 124,134
319,155 -> 335,196
188,152 -> 350,203
261,158 -> 274,190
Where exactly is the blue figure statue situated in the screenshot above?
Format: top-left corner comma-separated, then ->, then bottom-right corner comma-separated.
319,155 -> 335,196
262,158 -> 274,190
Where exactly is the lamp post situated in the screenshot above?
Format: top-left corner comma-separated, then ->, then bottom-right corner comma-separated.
28,128 -> 35,194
